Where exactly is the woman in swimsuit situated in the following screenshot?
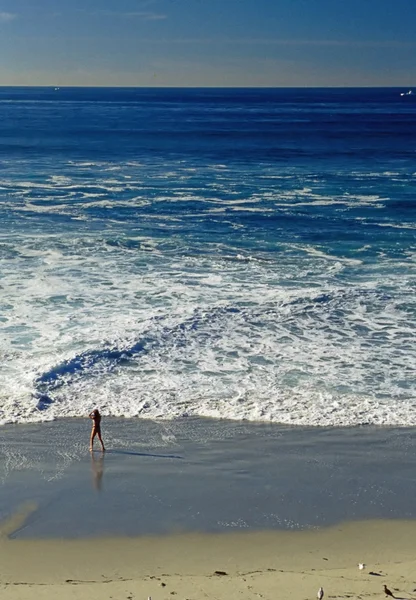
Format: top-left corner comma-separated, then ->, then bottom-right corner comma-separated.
89,408 -> 106,452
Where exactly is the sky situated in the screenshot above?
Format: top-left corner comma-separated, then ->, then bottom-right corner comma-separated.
1,0 -> 416,87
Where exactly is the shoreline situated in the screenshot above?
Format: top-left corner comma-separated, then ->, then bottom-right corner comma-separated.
2,418 -> 416,600
6,413 -> 416,428
1,418 -> 416,539
1,518 -> 416,600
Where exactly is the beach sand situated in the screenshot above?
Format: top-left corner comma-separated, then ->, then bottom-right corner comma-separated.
1,514 -> 416,600
1,418 -> 416,600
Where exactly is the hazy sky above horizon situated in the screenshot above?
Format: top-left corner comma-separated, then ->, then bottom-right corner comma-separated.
1,0 -> 416,87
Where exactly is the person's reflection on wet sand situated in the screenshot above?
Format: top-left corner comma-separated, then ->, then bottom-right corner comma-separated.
91,451 -> 105,491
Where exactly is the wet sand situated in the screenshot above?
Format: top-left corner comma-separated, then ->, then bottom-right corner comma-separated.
0,418 -> 416,538
1,418 -> 416,600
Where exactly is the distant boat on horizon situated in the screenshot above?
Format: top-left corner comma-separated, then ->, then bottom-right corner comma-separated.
400,90 -> 413,96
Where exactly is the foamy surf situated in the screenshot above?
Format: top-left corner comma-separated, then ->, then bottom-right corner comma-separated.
0,87 -> 415,427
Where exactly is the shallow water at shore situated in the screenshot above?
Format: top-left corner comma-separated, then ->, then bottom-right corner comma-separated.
1,418 -> 416,539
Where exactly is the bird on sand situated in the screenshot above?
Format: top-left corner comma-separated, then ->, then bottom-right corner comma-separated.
317,587 -> 324,600
383,585 -> 395,598
358,563 -> 366,570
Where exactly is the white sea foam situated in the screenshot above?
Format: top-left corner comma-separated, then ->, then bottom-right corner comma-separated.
0,229 -> 414,427
300,246 -> 363,265
0,158 -> 415,428
377,222 -> 416,230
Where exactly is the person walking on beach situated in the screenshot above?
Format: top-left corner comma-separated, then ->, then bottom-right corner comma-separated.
89,408 -> 105,452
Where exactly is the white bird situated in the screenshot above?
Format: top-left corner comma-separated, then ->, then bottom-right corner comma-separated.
317,587 -> 324,600
358,563 -> 366,570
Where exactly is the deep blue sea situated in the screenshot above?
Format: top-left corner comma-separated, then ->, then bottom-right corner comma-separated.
0,87 -> 415,426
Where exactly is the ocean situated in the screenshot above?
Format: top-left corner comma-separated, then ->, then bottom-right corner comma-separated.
0,87 -> 415,427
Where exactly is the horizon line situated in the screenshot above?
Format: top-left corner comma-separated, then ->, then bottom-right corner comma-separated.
0,85 -> 414,89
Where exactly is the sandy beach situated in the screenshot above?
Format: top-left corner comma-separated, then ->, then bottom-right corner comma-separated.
1,418 -> 416,600
2,514 -> 416,600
